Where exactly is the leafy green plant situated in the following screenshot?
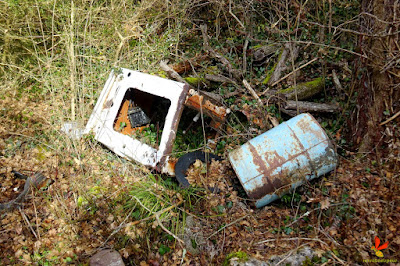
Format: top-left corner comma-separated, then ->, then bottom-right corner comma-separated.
119,122 -> 127,131
158,244 -> 171,256
131,124 -> 160,147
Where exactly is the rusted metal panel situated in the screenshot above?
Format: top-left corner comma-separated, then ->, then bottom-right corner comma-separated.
228,113 -> 337,208
184,90 -> 228,129
85,68 -> 188,171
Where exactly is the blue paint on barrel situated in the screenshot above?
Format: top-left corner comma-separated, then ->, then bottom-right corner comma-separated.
228,113 -> 337,208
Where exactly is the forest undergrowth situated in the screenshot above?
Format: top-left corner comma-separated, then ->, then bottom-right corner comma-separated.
0,0 -> 399,265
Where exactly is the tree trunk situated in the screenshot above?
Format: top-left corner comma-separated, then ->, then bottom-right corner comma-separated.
349,0 -> 400,154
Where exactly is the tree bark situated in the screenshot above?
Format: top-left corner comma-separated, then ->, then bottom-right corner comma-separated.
349,0 -> 400,154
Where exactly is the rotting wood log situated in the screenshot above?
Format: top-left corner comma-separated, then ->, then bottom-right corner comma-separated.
263,43 -> 299,85
279,77 -> 325,100
205,74 -> 235,84
285,100 -> 340,113
253,43 -> 281,64
281,109 -> 298,117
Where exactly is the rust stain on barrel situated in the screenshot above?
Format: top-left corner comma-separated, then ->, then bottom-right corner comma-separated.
244,128 -> 317,199
286,124 -> 317,176
247,143 -> 277,198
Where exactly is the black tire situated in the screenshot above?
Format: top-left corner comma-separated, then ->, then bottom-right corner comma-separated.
175,151 -> 222,188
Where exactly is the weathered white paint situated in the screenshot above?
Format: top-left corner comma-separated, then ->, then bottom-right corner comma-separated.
85,68 -> 187,168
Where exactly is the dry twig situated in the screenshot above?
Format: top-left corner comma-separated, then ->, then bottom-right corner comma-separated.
380,110 -> 400,126
19,207 -> 38,239
243,79 -> 279,127
269,57 -> 319,88
243,79 -> 262,105
207,215 -> 248,239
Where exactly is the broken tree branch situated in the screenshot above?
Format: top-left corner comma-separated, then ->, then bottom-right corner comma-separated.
243,79 -> 279,127
279,77 -> 325,100
284,101 -> 340,113
264,43 -> 299,86
243,79 -> 262,105
229,0 -> 245,29
204,74 -> 243,93
380,110 -> 400,126
19,207 -> 38,239
0,172 -> 47,212
281,109 -> 298,117
160,61 -> 225,103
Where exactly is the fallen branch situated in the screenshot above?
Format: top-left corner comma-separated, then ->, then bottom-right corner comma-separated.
279,77 -> 325,100
200,24 -> 242,81
204,74 -> 243,92
257,237 -> 329,247
284,100 -> 340,113
264,43 -> 299,86
243,79 -> 279,127
243,79 -> 262,105
19,207 -> 38,239
229,0 -> 245,29
269,57 -> 319,87
160,61 -> 224,104
380,110 -> 400,126
253,44 -> 281,63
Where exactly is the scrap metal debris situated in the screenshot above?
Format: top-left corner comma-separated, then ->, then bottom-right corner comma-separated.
84,69 -> 338,210
127,100 -> 151,128
0,171 -> 47,212
84,69 -> 188,173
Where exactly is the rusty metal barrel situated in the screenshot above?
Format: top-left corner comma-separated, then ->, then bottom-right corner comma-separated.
228,113 -> 337,208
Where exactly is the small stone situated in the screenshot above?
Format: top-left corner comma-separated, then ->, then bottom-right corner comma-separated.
90,249 -> 125,266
